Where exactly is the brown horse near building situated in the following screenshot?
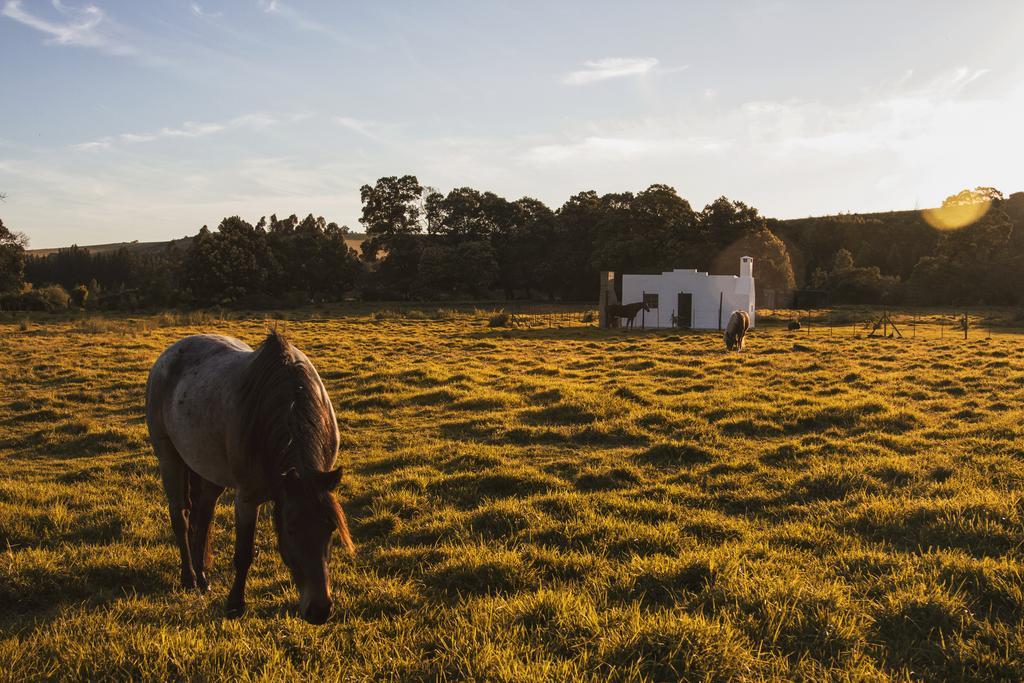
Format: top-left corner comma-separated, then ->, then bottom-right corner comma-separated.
606,302 -> 650,329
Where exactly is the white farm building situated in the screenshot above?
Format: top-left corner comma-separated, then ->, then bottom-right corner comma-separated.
619,256 -> 756,329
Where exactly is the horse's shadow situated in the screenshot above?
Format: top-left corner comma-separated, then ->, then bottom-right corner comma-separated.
1,548 -> 321,633
1,560 -> 172,633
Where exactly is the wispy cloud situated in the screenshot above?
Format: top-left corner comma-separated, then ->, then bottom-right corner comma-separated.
190,2 -> 222,19
72,112 -> 304,151
2,0 -> 137,56
334,117 -> 389,143
259,0 -> 356,46
234,156 -> 364,198
918,66 -> 989,97
563,57 -> 661,85
71,140 -> 113,152
522,135 -> 729,165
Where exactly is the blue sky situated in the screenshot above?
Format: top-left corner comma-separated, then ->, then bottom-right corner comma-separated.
2,0 -> 1023,248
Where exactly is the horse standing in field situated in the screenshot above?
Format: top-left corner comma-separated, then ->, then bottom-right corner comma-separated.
724,310 -> 750,351
146,331 -> 353,624
606,301 -> 650,329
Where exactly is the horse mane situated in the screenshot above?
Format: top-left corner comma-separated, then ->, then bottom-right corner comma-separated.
239,330 -> 338,484
326,492 -> 354,554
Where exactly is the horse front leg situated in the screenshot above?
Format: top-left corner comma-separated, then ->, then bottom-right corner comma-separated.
226,497 -> 259,618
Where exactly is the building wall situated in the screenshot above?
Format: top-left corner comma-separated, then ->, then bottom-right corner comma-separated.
620,258 -> 755,329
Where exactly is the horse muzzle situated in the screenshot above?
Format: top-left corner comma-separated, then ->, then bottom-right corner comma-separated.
302,597 -> 333,625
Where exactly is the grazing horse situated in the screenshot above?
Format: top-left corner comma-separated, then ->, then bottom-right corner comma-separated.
606,301 -> 650,329
724,310 -> 750,351
146,331 -> 353,624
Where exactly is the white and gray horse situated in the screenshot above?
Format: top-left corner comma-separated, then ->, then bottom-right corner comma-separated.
724,310 -> 750,351
146,330 -> 353,624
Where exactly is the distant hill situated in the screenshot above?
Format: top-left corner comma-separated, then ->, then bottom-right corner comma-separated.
28,237 -> 196,257
771,191 -> 1024,286
29,234 -> 368,257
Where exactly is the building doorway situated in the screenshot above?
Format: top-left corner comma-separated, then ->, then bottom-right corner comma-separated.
676,292 -> 692,329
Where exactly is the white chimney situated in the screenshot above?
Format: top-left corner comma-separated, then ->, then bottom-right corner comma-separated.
740,256 -> 753,278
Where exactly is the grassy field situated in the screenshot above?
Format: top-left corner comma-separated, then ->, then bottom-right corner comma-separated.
1,309 -> 1023,681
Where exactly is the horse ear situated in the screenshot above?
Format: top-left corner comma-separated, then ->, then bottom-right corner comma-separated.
314,467 -> 343,491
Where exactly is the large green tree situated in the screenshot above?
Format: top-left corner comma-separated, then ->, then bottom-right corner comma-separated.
498,197 -> 557,298
553,191 -> 603,299
181,217 -> 279,305
358,176 -> 429,299
418,240 -> 498,297
359,175 -> 426,260
712,223 -> 797,297
700,197 -> 762,253
0,218 -> 27,294
591,184 -> 698,274
425,187 -> 510,242
265,214 -> 363,301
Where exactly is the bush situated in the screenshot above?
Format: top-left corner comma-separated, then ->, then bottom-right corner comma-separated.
488,310 -> 510,327
3,285 -> 70,312
70,284 -> 89,308
822,249 -> 901,304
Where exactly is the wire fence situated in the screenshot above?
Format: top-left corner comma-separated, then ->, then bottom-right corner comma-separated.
605,305 -> 1021,340
363,301 -> 600,328
507,302 -> 598,328
753,309 -> 1011,340
352,301 -> 1023,339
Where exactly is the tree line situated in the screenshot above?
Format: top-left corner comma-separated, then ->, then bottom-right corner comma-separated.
2,179 -> 1022,310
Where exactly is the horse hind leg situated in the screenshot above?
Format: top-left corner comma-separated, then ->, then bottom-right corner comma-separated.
226,498 -> 259,618
188,471 -> 224,594
154,437 -> 197,590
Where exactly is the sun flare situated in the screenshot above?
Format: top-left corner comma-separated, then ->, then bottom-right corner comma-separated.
920,200 -> 990,230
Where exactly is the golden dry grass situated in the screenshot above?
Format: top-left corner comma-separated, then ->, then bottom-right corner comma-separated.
1,310 -> 1023,680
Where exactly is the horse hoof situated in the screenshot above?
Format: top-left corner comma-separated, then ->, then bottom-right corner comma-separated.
180,574 -> 197,591
196,574 -> 211,594
226,601 -> 245,618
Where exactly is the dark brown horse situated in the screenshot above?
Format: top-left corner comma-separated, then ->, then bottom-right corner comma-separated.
724,310 -> 750,351
146,331 -> 353,624
606,301 -> 650,329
